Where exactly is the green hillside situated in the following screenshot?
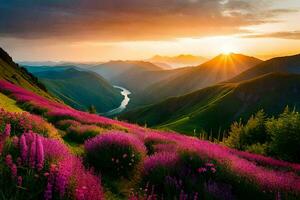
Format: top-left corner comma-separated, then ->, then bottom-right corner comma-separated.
0,92 -> 23,112
33,68 -> 123,113
229,53 -> 300,82
121,73 -> 300,136
0,48 -> 55,100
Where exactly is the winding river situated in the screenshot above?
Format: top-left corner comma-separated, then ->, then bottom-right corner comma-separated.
103,86 -> 131,116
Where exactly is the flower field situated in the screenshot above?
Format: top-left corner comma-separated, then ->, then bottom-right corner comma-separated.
0,80 -> 300,200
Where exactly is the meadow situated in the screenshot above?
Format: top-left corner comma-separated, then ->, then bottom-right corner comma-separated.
0,79 -> 299,200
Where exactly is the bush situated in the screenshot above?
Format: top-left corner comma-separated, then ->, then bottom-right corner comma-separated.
65,124 -> 103,143
266,107 -> 300,162
245,143 -> 268,155
84,131 -> 146,179
224,110 -> 268,152
142,150 -> 218,199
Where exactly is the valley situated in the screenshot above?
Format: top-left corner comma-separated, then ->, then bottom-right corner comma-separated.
1,1 -> 300,199
102,86 -> 131,116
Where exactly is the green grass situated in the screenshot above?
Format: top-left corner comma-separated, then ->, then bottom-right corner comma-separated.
0,92 -> 23,112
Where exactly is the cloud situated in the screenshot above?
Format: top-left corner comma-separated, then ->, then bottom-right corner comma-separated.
242,31 -> 300,40
0,0 -> 297,42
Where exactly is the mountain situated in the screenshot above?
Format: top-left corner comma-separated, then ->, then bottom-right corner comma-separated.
89,60 -> 187,98
0,47 -> 55,100
121,73 -> 300,136
143,53 -> 262,103
90,61 -> 163,81
24,65 -> 84,74
149,54 -> 208,68
229,53 -> 300,82
30,68 -> 123,112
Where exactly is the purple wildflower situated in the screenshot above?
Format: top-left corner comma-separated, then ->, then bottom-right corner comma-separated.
36,136 -> 44,171
17,176 -> 22,186
19,135 -> 28,162
29,134 -> 36,168
11,164 -> 17,177
5,154 -> 13,167
44,182 -> 53,200
3,124 -> 11,137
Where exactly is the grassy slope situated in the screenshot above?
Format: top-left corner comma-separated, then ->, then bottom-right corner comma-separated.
0,48 -> 56,101
0,92 -> 23,112
229,53 -> 300,82
35,68 -> 123,113
121,73 -> 300,136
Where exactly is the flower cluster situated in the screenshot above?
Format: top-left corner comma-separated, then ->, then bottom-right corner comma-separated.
85,131 -> 146,178
0,108 -> 59,138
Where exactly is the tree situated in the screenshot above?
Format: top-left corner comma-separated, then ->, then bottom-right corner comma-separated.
88,105 -> 97,114
241,110 -> 268,146
223,120 -> 244,149
224,110 -> 268,151
266,107 -> 300,162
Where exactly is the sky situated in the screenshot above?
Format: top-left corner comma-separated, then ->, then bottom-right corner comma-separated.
0,0 -> 300,62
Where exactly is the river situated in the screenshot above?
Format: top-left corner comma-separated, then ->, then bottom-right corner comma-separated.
102,86 -> 131,116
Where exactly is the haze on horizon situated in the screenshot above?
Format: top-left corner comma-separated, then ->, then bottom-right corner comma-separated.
1,0 -> 300,62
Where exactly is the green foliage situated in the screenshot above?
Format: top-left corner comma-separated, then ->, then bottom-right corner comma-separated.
242,110 -> 268,145
225,106 -> 300,162
266,107 -> 300,162
223,121 -> 244,149
64,125 -> 103,144
245,143 -> 268,155
224,110 -> 268,151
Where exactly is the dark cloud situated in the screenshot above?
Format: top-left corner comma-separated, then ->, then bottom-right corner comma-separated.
243,31 -> 300,40
0,0 -> 297,41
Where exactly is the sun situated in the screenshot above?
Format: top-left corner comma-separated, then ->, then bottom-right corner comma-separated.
220,44 -> 235,55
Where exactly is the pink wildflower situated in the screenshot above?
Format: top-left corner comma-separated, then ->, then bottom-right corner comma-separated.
29,134 -> 36,168
5,154 -> 13,167
36,136 -> 45,171
3,124 -> 11,137
12,136 -> 19,147
20,135 -> 28,162
17,176 -> 22,186
197,167 -> 207,173
11,164 -> 17,177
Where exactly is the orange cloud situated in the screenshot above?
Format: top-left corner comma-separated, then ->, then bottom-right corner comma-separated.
0,0 -> 297,41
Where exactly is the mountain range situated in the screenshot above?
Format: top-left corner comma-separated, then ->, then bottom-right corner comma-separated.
139,53 -> 262,104
149,54 -> 208,68
121,53 -> 300,136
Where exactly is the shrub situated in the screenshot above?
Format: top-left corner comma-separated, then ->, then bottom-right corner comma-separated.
223,121 -> 244,149
245,143 -> 268,155
266,107 -> 300,162
65,124 -> 103,143
84,131 -> 146,179
142,150 -> 218,199
224,110 -> 268,152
